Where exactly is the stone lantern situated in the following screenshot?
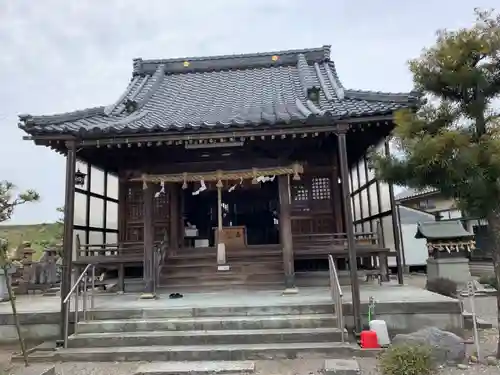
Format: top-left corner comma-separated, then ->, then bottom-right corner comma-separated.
416,220 -> 474,285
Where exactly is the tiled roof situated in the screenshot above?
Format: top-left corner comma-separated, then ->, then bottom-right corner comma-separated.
19,46 -> 420,136
398,205 -> 435,225
415,220 -> 473,240
395,187 -> 439,201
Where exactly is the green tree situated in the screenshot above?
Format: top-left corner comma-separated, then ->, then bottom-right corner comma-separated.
0,181 -> 40,223
370,9 -> 500,357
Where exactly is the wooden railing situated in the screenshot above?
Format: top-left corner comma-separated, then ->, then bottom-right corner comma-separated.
74,234 -> 169,292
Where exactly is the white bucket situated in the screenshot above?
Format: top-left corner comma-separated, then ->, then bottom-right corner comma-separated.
369,319 -> 390,347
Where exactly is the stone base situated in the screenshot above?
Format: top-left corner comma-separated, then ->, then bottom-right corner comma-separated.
217,264 -> 231,272
427,257 -> 471,284
139,293 -> 156,300
0,274 -> 8,301
282,287 -> 299,295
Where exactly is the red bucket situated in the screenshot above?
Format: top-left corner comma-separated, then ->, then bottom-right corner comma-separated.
360,330 -> 380,349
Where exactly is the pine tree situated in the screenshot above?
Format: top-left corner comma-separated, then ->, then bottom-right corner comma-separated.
370,9 -> 500,357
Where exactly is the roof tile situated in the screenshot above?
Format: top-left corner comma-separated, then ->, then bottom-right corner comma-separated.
19,46 -> 420,136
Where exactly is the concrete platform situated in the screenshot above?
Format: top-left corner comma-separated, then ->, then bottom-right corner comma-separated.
0,283 -> 463,344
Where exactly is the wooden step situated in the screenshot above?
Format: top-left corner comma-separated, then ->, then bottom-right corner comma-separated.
161,261 -> 283,276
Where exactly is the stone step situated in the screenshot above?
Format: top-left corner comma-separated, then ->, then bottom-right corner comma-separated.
135,361 -> 256,375
77,314 -> 338,333
295,272 -> 354,287
89,303 -> 333,320
157,281 -> 286,292
160,270 -> 283,282
19,342 -> 377,362
68,327 -> 346,348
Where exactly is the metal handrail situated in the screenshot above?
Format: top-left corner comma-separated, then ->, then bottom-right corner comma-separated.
63,263 -> 96,348
63,263 -> 92,304
328,254 -> 345,343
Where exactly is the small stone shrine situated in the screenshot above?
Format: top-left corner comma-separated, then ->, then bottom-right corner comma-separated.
415,220 -> 474,284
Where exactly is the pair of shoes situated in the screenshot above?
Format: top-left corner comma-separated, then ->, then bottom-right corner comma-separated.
169,293 -> 183,299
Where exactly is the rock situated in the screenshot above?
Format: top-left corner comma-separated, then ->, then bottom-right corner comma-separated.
486,356 -> 498,366
456,363 -> 469,370
392,327 -> 466,365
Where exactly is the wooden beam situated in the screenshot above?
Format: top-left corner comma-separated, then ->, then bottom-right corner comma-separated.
76,124 -> 343,147
278,174 -> 295,290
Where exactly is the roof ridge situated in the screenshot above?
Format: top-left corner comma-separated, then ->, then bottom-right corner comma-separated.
133,46 -> 332,76
344,89 -> 422,103
136,46 -> 331,65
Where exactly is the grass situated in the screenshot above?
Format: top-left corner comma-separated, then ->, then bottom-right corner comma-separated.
0,223 -> 62,260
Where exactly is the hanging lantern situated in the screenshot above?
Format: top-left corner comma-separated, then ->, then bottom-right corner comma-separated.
74,169 -> 86,186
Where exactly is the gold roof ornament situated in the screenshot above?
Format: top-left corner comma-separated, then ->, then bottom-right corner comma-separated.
183,61 -> 190,67
271,55 -> 279,62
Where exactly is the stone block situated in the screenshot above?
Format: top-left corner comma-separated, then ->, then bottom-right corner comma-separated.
18,364 -> 56,375
324,359 -> 360,375
135,361 -> 255,375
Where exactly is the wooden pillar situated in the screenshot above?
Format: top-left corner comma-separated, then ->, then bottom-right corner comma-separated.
141,183 -> 155,299
60,141 -> 76,342
385,141 -> 404,285
169,183 -> 179,255
216,186 -> 228,269
117,177 -> 127,243
331,153 -> 343,232
337,130 -> 362,334
278,174 -> 296,291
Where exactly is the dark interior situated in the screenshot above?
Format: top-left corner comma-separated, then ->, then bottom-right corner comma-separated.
182,179 -> 280,247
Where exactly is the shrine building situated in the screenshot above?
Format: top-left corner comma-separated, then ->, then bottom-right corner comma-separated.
19,46 -> 419,332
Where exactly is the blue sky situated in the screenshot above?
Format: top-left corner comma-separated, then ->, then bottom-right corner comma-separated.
0,0 -> 497,224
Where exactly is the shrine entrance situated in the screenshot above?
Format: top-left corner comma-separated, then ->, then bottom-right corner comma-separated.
182,176 -> 280,249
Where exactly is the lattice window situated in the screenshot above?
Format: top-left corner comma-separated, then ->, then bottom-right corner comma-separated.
126,184 -> 143,222
311,177 -> 331,201
292,184 -> 309,201
153,192 -> 170,220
